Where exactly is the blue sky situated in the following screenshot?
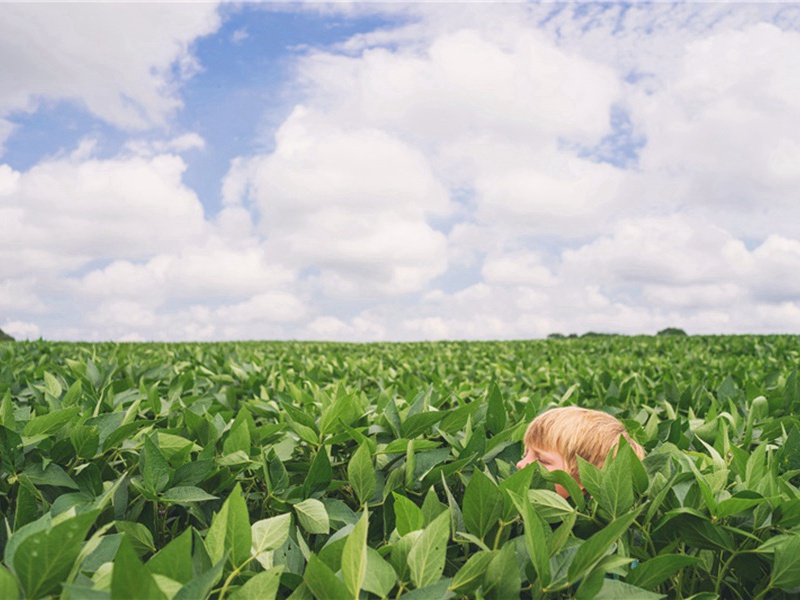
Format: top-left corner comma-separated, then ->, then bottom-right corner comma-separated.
3,2 -> 800,341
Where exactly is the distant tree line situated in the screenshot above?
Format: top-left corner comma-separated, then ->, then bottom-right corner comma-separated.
0,328 -> 14,341
547,328 -> 688,340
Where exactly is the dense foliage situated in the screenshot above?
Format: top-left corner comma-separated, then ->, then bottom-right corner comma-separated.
0,336 -> 799,599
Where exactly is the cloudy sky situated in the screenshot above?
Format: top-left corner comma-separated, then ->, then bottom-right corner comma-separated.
3,2 -> 800,342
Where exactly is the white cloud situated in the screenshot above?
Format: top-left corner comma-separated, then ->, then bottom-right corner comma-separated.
0,3 -> 221,130
225,107 -> 451,296
0,151 -> 207,279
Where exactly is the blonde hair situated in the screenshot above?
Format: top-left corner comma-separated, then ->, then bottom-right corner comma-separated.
523,406 -> 645,480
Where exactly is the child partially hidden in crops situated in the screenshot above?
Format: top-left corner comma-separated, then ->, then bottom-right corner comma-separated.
516,406 -> 645,498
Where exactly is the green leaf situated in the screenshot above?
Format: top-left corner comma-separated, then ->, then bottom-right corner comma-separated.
462,470 -> 503,540
508,489 -> 551,587
303,448 -> 332,496
142,435 -> 171,493
341,510 -> 369,598
363,547 -> 397,598
223,415 -> 251,457
527,489 -> 576,523
393,492 -> 424,536
252,513 -> 292,557
13,509 -> 99,599
22,406 -> 80,437
295,498 -> 330,535
230,567 -> 284,600
22,462 -> 79,490
173,557 -> 225,600
599,447 -> 634,518
0,566 -> 18,600
450,551 -> 494,593
421,487 -> 446,526
204,483 -> 252,569
13,481 -> 39,530
348,442 -> 376,507
70,425 -> 100,459
715,491 -> 767,518
111,537 -> 167,600
483,541 -> 520,599
594,579 -> 666,599
160,486 -> 218,504
485,382 -> 507,435
115,521 -> 156,555
772,534 -> 800,590
577,456 -> 604,499
567,509 -> 640,584
304,554 -> 351,600
146,527 -> 194,584
626,554 -> 700,590
407,509 -> 450,589
402,411 -> 447,439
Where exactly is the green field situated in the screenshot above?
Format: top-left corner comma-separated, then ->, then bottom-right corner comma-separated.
0,336 -> 799,599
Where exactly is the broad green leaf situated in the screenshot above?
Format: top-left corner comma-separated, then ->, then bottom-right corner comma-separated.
450,551 -> 494,593
398,578 -> 453,600
13,481 -> 39,530
223,415 -> 251,457
204,483 -> 252,568
252,513 -> 292,557
567,509 -> 640,584
230,567 -> 284,600
146,527 -> 194,584
483,541 -> 520,599
304,554 -> 350,600
142,435 -> 171,493
462,470 -> 503,540
772,534 -> 800,590
0,566 -> 18,600
402,411 -> 447,439
13,509 -> 98,599
421,487 -> 446,526
295,498 -> 330,535
508,489 -> 551,587
541,468 -> 585,510
348,442 -> 376,507
173,557 -> 225,600
22,462 -> 79,490
390,530 -> 421,583
393,493 -> 424,536
303,447 -> 332,496
22,407 -> 80,437
485,382 -> 507,434
599,447 -> 634,518
341,510 -> 369,598
715,491 -> 767,518
70,425 -> 100,459
626,554 -> 700,590
594,579 -> 665,599
527,489 -> 576,523
407,509 -> 450,589
577,457 -> 604,500
115,521 -> 156,555
111,537 -> 167,600
160,486 -> 218,504
363,547 -> 397,598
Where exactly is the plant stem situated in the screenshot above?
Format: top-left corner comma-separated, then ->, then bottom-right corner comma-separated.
715,551 -> 739,596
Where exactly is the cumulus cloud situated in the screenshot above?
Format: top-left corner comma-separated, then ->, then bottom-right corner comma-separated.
0,150 -> 208,279
0,3 -> 221,131
224,107 -> 451,296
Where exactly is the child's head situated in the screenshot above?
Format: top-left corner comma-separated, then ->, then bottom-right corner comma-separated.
516,406 -> 645,497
